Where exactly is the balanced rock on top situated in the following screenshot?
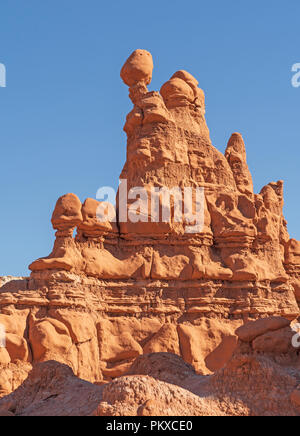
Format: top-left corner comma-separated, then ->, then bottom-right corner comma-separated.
120,49 -> 153,87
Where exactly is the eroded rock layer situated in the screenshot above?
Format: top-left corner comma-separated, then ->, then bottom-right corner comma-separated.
0,50 -> 300,396
1,318 -> 300,416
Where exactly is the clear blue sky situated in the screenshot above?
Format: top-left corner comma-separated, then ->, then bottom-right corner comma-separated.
0,0 -> 299,276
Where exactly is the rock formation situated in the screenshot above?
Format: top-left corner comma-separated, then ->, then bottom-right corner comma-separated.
1,317 -> 300,416
0,50 -> 300,414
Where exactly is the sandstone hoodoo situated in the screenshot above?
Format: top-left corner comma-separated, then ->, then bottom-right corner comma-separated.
1,50 -> 300,411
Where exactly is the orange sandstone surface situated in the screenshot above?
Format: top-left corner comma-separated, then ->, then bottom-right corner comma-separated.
1,50 -> 300,416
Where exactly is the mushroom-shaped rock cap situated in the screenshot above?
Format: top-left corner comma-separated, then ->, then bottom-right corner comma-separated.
121,49 -> 153,87
172,70 -> 199,86
171,70 -> 205,106
79,198 -> 117,235
160,77 -> 194,108
51,193 -> 83,230
171,70 -> 199,96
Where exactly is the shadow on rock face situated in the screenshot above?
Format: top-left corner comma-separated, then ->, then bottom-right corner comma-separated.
0,361 -> 103,417
128,352 -> 198,386
0,278 -> 28,292
1,319 -> 300,416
